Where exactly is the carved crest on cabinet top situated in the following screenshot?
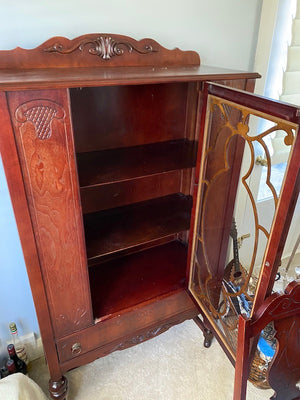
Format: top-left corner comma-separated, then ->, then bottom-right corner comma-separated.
0,34 -> 200,69
15,100 -> 65,140
44,36 -> 157,61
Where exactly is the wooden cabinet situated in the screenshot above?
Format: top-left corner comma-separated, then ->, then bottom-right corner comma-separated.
0,34 -> 299,400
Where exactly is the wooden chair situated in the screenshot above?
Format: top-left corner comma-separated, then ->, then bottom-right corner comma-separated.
234,280 -> 300,400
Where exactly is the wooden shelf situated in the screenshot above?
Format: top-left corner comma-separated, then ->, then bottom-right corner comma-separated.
76,139 -> 197,187
89,240 -> 188,319
84,193 -> 192,262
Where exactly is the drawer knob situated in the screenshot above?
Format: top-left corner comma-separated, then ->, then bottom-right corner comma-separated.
71,342 -> 82,355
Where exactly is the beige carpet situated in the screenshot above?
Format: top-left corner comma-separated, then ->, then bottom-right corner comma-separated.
29,319 -> 273,399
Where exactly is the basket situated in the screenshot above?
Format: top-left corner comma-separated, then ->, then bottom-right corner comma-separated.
248,349 -> 271,389
221,312 -> 272,390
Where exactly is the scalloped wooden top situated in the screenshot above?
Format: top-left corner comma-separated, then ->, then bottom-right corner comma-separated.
0,33 -> 200,69
0,34 -> 261,91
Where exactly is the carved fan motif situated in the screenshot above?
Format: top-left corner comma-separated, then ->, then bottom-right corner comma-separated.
15,100 -> 65,140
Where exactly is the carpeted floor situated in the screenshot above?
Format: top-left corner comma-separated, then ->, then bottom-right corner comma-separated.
29,319 -> 273,400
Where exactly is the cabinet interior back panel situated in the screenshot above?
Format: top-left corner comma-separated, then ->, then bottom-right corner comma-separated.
70,83 -> 189,152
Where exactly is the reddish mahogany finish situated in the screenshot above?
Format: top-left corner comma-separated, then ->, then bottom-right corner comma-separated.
56,289 -> 196,369
234,281 -> 300,400
80,170 -> 184,214
0,92 -> 63,382
0,34 -> 200,69
6,89 -> 93,339
188,81 -> 300,399
70,84 -> 190,152
76,140 -> 197,185
84,193 -> 192,261
6,34 -> 296,400
89,241 -> 188,317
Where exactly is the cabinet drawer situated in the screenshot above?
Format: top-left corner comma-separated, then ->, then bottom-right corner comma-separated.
56,289 -> 197,365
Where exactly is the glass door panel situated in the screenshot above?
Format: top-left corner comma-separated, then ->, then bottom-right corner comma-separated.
189,83 -> 300,359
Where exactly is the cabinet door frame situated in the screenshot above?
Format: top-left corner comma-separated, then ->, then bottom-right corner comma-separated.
188,81 -> 300,358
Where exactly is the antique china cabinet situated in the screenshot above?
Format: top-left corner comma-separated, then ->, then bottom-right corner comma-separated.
0,34 -> 299,400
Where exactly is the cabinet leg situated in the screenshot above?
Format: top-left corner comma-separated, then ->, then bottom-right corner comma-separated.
49,376 -> 68,400
193,316 -> 214,348
203,328 -> 213,348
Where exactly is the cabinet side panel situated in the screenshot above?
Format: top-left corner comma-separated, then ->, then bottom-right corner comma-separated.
0,92 -> 63,379
7,89 -> 93,338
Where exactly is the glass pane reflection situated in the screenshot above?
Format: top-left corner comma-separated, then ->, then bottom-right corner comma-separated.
189,94 -> 298,358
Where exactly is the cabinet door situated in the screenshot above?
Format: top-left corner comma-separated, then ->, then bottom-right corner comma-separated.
7,90 -> 93,338
188,82 -> 300,360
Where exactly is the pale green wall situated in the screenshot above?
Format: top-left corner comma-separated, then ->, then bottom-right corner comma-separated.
0,0 -> 261,70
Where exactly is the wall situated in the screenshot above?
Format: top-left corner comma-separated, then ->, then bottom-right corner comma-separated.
0,1 -> 261,70
0,157 -> 39,354
0,0 -> 262,344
